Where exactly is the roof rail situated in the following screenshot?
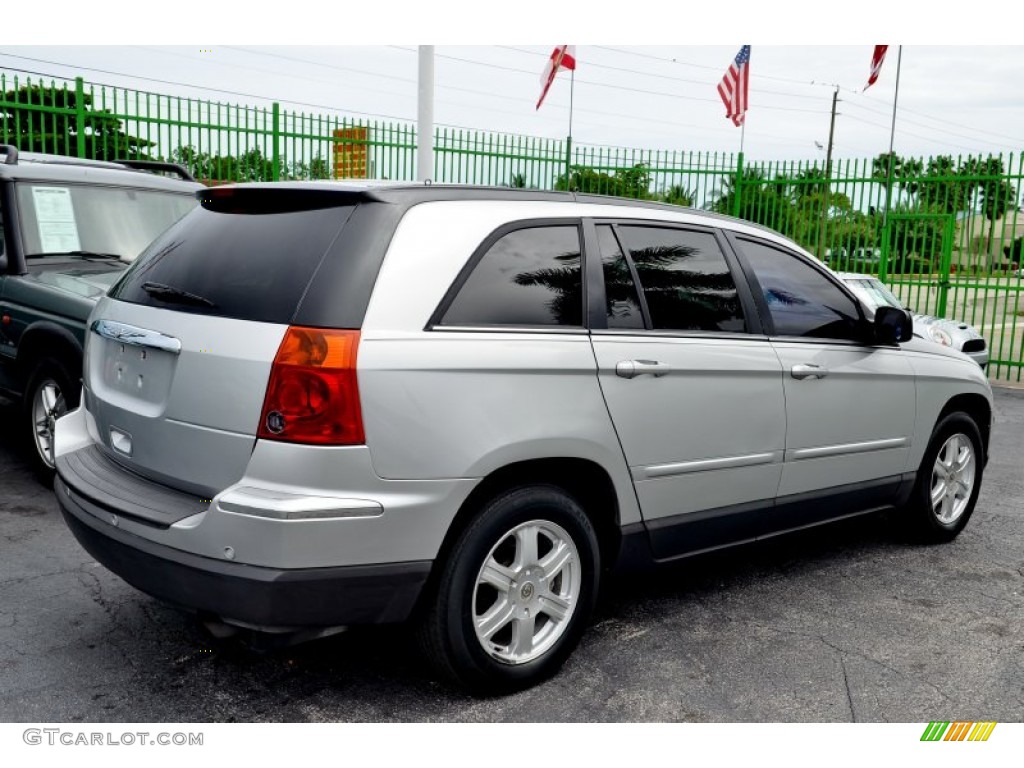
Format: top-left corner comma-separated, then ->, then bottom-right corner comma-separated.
0,144 -> 18,165
115,159 -> 196,182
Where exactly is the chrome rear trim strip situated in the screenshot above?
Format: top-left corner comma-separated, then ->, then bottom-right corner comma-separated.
91,319 -> 182,355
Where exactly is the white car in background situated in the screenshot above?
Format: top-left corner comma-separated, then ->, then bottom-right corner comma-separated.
840,273 -> 988,370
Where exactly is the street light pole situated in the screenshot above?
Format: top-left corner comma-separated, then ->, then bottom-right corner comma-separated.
417,45 -> 435,183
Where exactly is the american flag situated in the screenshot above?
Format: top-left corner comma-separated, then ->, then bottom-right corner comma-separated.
536,45 -> 576,110
717,45 -> 750,127
864,45 -> 889,91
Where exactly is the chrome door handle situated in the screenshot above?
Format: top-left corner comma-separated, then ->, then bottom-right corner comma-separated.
615,360 -> 671,379
791,364 -> 828,380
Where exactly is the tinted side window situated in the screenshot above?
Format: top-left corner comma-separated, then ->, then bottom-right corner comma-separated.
617,226 -> 744,332
441,225 -> 583,327
596,225 -> 644,329
737,237 -> 862,340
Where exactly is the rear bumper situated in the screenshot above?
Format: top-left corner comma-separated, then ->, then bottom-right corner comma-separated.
57,476 -> 431,628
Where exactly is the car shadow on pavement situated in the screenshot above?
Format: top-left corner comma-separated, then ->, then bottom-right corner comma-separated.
157,512 -> 907,710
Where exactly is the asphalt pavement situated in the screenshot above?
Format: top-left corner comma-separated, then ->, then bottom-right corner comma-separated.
1,390 -> 1022,722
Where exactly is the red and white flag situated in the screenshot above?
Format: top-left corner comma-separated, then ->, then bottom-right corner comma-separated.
717,45 -> 750,127
536,45 -> 576,110
864,45 -> 889,91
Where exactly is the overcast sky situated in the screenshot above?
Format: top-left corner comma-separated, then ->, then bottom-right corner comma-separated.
4,4 -> 1023,165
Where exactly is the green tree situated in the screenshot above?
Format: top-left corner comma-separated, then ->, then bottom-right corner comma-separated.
977,156 -> 1018,270
884,203 -> 945,273
284,154 -> 331,180
1,83 -> 154,160
170,145 -> 274,183
555,163 -> 652,199
169,145 -> 213,180
660,184 -> 696,207
871,152 -> 924,199
828,209 -> 876,254
915,155 -> 977,213
786,165 -> 829,205
710,167 -> 796,235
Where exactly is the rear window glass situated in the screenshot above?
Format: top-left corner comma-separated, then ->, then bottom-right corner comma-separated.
110,203 -> 355,324
440,225 -> 583,327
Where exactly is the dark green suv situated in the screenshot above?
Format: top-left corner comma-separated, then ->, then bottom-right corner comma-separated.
0,145 -> 200,481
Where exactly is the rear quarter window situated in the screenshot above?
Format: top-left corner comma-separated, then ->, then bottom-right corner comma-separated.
439,223 -> 584,328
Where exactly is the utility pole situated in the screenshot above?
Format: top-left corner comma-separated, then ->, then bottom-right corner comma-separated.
417,45 -> 435,183
817,86 -> 840,260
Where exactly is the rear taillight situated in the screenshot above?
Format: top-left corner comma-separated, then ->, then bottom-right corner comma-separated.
257,327 -> 364,445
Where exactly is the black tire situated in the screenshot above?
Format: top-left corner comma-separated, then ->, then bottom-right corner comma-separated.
23,357 -> 80,487
417,484 -> 600,694
901,411 -> 984,543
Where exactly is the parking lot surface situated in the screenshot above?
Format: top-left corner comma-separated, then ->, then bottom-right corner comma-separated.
1,390 -> 1022,722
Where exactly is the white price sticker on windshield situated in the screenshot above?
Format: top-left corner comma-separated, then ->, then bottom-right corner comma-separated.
31,186 -> 81,253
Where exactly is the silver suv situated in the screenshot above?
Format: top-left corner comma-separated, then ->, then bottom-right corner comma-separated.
54,184 -> 993,692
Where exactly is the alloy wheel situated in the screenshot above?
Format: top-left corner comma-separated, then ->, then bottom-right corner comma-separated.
471,519 -> 582,665
930,433 -> 976,524
32,379 -> 67,469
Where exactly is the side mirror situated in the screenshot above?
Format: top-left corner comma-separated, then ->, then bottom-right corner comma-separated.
874,306 -> 913,345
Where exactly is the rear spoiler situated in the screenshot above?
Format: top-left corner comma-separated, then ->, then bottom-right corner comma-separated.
198,186 -> 370,213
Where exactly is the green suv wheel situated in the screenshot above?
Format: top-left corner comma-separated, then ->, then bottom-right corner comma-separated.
24,358 -> 79,486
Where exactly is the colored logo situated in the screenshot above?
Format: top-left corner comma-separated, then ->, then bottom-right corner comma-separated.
921,721 -> 997,741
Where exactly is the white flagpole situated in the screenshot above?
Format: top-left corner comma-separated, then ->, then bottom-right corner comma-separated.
566,66 -> 575,189
568,66 -> 575,141
882,45 -> 903,233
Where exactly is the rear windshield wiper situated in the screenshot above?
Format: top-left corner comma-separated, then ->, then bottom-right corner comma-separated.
142,282 -> 216,308
27,250 -> 124,261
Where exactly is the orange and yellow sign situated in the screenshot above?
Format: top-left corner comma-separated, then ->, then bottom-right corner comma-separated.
333,127 -> 370,179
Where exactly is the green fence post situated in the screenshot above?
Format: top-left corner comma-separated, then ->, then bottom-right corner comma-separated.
74,77 -> 86,159
936,216 -> 954,318
565,135 -> 572,190
732,152 -> 744,219
878,218 -> 890,285
271,102 -> 281,181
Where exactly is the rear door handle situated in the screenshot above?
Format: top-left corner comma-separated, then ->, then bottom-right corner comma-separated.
616,360 -> 671,379
791,363 -> 828,380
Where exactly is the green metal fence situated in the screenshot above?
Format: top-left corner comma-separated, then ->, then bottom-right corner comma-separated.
3,70 -> 1023,379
